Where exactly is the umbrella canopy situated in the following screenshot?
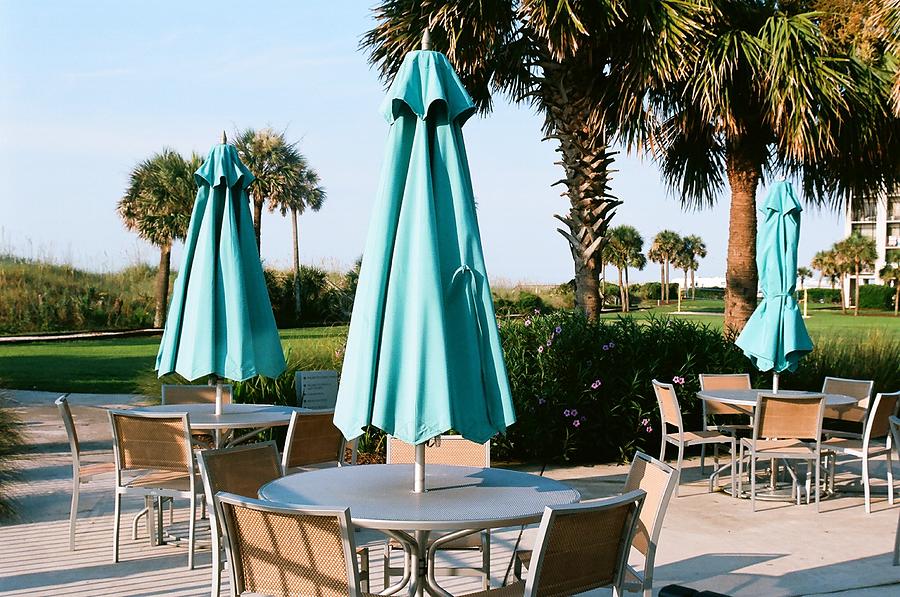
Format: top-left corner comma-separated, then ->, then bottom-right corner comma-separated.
156,143 -> 286,385
333,49 -> 516,448
735,181 -> 813,376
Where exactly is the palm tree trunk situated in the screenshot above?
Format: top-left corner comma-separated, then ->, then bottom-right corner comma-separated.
690,268 -> 696,300
291,208 -> 301,317
659,263 -> 665,302
617,267 -> 626,313
664,258 -> 671,303
854,264 -> 860,316
624,266 -> 630,312
839,276 -> 846,313
153,243 -> 171,328
894,282 -> 898,316
724,146 -> 762,333
252,193 -> 264,252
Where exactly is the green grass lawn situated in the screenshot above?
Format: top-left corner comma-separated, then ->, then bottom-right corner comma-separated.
0,326 -> 347,394
2,305 -> 897,395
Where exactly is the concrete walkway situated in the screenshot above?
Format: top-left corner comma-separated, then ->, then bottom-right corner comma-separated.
1,390 -> 898,596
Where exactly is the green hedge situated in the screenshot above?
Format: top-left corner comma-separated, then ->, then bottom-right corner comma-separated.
630,282 -> 681,301
264,266 -> 353,326
858,284 -> 894,310
806,288 -> 841,304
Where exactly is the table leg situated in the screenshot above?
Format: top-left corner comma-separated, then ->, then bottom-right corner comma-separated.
381,530 -> 416,596
408,529 -> 430,597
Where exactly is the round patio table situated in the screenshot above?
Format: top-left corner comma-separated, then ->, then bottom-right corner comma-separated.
258,464 -> 581,596
128,403 -> 300,447
696,389 -> 858,501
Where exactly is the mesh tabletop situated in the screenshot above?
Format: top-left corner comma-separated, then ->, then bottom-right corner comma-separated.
258,464 -> 581,531
129,403 -> 299,430
697,389 -> 857,408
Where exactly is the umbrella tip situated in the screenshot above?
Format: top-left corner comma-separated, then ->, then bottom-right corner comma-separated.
421,28 -> 432,51
222,130 -> 227,144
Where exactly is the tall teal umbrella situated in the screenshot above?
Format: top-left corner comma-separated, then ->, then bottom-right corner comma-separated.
735,181 -> 813,390
333,46 -> 516,491
156,139 -> 286,413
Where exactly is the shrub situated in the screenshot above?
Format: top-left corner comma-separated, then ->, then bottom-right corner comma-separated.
806,288 -> 841,304
264,266 -> 354,326
0,388 -> 24,520
857,284 -> 894,310
630,282 -> 680,301
493,290 -> 554,316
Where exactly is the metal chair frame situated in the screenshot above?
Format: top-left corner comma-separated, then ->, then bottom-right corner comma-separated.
889,415 -> 900,566
215,492 -> 369,597
698,373 -> 753,475
281,409 -> 348,474
108,409 -> 201,569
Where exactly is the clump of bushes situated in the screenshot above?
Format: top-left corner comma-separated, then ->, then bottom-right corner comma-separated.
857,284 -> 895,310
264,266 -> 354,327
493,291 -> 554,317
806,288 -> 841,304
629,282 -> 680,302
0,388 -> 24,520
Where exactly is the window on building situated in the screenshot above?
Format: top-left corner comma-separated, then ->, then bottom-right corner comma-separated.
851,196 -> 879,222
888,194 -> 900,221
887,223 -> 900,248
852,222 -> 876,240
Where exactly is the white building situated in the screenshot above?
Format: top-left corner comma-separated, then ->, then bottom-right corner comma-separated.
844,190 -> 900,297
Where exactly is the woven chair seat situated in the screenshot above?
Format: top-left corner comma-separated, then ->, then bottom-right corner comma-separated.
740,438 -> 816,457
127,470 -> 201,491
668,430 -> 733,445
79,462 -> 116,479
823,437 -> 890,457
461,580 -> 526,596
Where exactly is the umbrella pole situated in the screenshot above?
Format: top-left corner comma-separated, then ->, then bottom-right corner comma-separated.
414,443 -> 426,493
773,372 -> 780,394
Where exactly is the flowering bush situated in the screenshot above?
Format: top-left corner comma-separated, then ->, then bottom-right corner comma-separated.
494,312 -> 755,463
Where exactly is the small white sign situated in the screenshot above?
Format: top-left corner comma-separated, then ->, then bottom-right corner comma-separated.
295,370 -> 338,410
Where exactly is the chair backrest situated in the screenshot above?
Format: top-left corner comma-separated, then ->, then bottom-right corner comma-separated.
387,435 -> 490,467
161,384 -> 233,405
216,492 -> 365,597
754,394 -> 826,442
652,380 -> 683,432
55,394 -> 80,465
197,441 -> 282,503
822,377 -> 873,407
863,391 -> 900,441
699,373 -> 751,416
107,410 -> 193,475
282,410 -> 346,470
524,490 -> 646,597
622,452 -> 677,559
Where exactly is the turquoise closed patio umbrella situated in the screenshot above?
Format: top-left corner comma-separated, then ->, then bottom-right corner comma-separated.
333,45 -> 516,491
735,181 -> 813,390
156,138 -> 286,413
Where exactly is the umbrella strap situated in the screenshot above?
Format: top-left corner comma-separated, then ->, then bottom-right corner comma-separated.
450,264 -> 488,363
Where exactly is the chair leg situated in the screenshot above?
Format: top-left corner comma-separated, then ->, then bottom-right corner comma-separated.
69,477 -> 80,551
730,439 -> 736,497
751,455 -> 757,512
659,435 -> 667,463
482,530 -> 491,590
358,547 -> 370,593
156,496 -> 165,545
187,494 -> 196,570
894,510 -> 900,566
887,448 -> 894,507
112,492 -> 121,563
863,451 -> 872,514
211,523 -> 221,597
815,456 -> 821,513
383,545 -> 391,590
738,444 -> 744,498
675,442 -> 684,498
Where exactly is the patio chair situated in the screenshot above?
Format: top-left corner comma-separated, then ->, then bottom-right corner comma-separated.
738,393 -> 826,512
464,490 -> 647,597
56,394 -> 116,550
889,415 -> 900,566
281,410 -> 348,474
514,452 -> 676,597
215,493 -> 375,597
653,380 -> 735,497
108,409 -> 202,569
161,383 -> 232,447
698,373 -> 753,475
824,391 -> 899,513
385,435 -> 492,590
821,377 -> 874,437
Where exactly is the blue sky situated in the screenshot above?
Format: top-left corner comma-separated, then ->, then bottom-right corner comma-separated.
0,1 -> 844,284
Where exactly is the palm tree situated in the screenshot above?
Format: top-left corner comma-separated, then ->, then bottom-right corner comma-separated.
650,230 -> 682,303
267,146 -> 327,316
363,0 -> 704,320
607,225 -> 646,312
234,127 -> 297,252
684,234 -> 707,299
836,233 -> 878,315
797,267 -> 813,291
118,149 -> 200,327
880,263 -> 900,316
651,3 -> 898,332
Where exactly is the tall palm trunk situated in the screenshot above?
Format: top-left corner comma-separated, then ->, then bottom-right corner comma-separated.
894,282 -> 898,316
251,192 -> 264,252
624,266 -> 631,312
839,275 -> 847,313
854,264 -> 860,316
291,207 -> 302,317
664,258 -> 671,303
545,72 -> 619,321
723,145 -> 762,332
659,263 -> 665,302
617,267 -> 626,313
690,268 -> 696,300
153,243 -> 171,328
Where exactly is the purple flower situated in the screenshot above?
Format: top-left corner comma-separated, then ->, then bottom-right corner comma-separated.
538,398 -> 547,405
580,415 -> 587,422
537,345 -> 544,354
608,341 -> 615,349
555,326 -> 562,334
573,420 -> 581,428
563,409 -> 571,417
570,409 -> 578,417
602,344 -> 610,351
524,318 -> 532,327
546,339 -> 553,347
533,308 -> 541,315
641,418 -> 649,426
673,376 -> 685,385
591,379 -> 602,390
646,425 -> 653,433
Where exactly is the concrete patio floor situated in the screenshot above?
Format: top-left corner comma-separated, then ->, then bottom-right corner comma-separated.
1,390 -> 898,596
